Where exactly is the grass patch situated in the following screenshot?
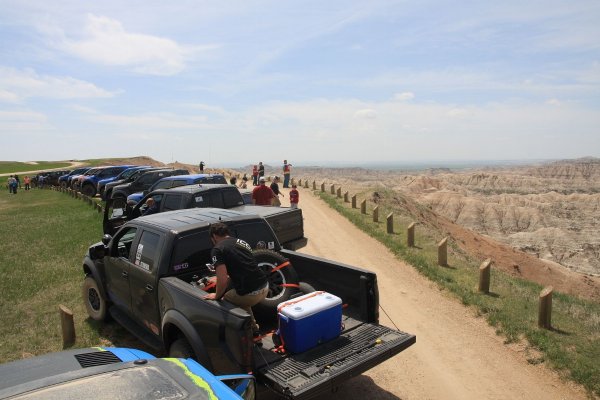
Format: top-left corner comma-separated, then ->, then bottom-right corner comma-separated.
0,189 -> 150,363
0,161 -> 73,175
317,189 -> 600,397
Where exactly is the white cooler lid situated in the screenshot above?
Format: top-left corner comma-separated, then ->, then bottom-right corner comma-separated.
278,291 -> 342,319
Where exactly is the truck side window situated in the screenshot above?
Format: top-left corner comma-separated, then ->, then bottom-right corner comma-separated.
114,227 -> 138,260
223,190 -> 244,207
163,194 -> 182,211
171,179 -> 189,188
207,193 -> 224,208
134,231 -> 161,272
171,231 -> 212,274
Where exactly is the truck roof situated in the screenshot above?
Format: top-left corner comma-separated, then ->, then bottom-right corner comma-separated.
150,183 -> 233,194
133,207 -> 264,233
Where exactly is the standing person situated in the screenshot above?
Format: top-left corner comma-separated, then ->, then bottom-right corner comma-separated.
229,176 -> 237,186
282,160 -> 292,188
258,162 -> 265,179
24,176 -> 30,191
252,165 -> 259,186
14,174 -> 21,189
252,177 -> 275,205
204,223 -> 268,336
7,176 -> 15,194
8,175 -> 17,194
199,161 -> 205,172
289,183 -> 299,209
269,176 -> 284,207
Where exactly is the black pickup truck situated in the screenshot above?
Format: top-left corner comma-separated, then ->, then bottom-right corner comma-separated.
83,208 -> 415,400
103,184 -> 306,250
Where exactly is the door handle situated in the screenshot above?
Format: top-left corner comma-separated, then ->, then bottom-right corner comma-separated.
145,284 -> 154,291
121,271 -> 128,278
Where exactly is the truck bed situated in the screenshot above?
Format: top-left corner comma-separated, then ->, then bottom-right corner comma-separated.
254,316 -> 415,399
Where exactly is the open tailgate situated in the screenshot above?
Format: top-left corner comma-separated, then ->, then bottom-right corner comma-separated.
255,322 -> 415,399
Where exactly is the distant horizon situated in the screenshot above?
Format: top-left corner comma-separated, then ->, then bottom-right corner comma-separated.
6,155 -> 599,172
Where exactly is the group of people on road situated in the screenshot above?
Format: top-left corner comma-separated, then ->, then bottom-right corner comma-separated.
250,160 -> 299,208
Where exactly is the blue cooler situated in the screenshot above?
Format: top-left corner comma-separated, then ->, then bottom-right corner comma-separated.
277,291 -> 343,353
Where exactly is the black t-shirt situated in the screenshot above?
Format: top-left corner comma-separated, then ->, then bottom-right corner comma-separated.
211,237 -> 267,295
270,182 -> 280,195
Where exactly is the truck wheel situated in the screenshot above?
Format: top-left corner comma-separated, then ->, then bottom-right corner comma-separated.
253,250 -> 299,310
60,181 -> 67,189
169,338 -> 194,359
81,184 -> 96,197
82,275 -> 107,321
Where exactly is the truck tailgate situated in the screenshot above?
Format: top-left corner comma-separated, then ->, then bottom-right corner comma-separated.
255,322 -> 415,399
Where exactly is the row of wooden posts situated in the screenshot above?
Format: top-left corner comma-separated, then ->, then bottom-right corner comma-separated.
301,178 -> 554,330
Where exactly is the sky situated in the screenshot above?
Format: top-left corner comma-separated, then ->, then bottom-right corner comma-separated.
1,0 -> 599,167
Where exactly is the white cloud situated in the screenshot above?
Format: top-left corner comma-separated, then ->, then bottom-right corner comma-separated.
354,109 -> 377,119
394,92 -> 415,101
57,14 -> 215,76
546,98 -> 561,106
0,109 -> 51,132
0,67 -> 114,101
446,108 -> 469,117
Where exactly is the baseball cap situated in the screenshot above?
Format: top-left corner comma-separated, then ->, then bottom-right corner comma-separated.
259,176 -> 266,182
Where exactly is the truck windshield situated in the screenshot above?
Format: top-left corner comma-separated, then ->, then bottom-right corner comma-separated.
232,222 -> 279,251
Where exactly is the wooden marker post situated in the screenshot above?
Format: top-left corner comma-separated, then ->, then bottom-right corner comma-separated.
313,180 -> 316,190
538,287 -> 553,329
361,199 -> 366,214
344,192 -> 349,203
304,180 -> 309,189
320,182 -> 325,192
59,305 -> 75,348
478,258 -> 492,294
351,195 -> 357,208
373,205 -> 379,222
330,184 -> 335,195
386,213 -> 394,234
407,222 -> 416,247
438,237 -> 448,266
337,187 -> 342,198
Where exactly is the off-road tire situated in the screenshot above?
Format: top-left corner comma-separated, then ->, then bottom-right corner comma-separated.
169,337 -> 195,359
81,184 -> 96,198
82,275 -> 108,321
253,249 -> 299,311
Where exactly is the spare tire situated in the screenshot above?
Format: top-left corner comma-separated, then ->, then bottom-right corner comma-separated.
253,249 -> 299,311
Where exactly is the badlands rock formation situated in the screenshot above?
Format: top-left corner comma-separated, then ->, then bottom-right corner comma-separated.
293,158 -> 600,300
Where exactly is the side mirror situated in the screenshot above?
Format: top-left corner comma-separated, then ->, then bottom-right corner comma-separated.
102,234 -> 112,246
218,375 -> 256,400
89,243 -> 107,260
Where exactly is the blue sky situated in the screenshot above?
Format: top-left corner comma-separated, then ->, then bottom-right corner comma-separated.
1,0 -> 599,167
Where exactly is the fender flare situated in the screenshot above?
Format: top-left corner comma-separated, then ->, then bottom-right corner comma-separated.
82,256 -> 108,301
162,309 -> 214,372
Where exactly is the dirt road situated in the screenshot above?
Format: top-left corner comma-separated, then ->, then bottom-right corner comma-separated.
281,186 -> 588,400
